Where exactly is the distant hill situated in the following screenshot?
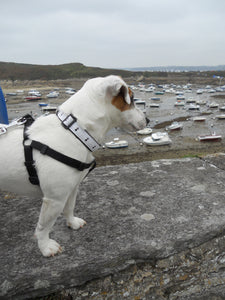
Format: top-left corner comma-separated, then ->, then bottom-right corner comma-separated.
126,65 -> 225,72
0,62 -> 225,85
0,62 -> 136,81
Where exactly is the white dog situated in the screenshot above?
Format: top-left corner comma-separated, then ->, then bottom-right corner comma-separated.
0,75 -> 147,257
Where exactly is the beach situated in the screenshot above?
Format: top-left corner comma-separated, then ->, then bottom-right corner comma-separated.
2,78 -> 225,166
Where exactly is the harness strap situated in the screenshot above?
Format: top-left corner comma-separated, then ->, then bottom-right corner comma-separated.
31,140 -> 96,172
23,114 -> 40,185
22,114 -> 96,186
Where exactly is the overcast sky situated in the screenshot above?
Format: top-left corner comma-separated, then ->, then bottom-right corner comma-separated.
1,0 -> 225,68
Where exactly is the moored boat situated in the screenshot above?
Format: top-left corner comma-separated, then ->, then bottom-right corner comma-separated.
137,127 -> 153,135
166,122 -> 183,131
41,106 -> 57,113
25,96 -> 42,101
216,114 -> 225,120
198,134 -> 222,142
105,138 -> 128,149
193,116 -> 206,122
143,132 -> 172,146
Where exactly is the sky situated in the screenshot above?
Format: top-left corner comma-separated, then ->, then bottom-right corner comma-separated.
1,0 -> 225,69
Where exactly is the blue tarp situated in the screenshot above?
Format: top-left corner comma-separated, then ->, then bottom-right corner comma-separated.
0,86 -> 9,124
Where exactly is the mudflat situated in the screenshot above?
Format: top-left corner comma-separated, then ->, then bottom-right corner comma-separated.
2,78 -> 225,166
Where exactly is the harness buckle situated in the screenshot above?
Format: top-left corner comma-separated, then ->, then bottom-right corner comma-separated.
62,114 -> 77,129
40,144 -> 49,154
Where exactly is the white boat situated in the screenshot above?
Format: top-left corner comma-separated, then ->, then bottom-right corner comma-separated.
196,89 -> 203,94
41,106 -> 57,113
149,103 -> 160,108
193,116 -> 206,122
28,90 -> 41,97
208,89 -> 216,93
65,88 -> 76,95
198,133 -> 222,142
219,106 -> 225,111
186,97 -> 196,103
196,100 -> 206,105
174,101 -> 185,106
137,127 -> 153,135
176,95 -> 185,100
216,114 -> 225,120
166,122 -> 183,131
105,138 -> 128,149
208,102 -> 219,108
47,91 -> 59,98
143,132 -> 172,146
188,104 -> 200,110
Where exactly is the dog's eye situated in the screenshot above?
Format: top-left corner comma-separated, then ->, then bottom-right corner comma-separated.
130,93 -> 135,104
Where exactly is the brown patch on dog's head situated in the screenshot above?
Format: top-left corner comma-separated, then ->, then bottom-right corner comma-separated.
111,86 -> 134,112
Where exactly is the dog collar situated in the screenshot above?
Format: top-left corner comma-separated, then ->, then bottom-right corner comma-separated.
56,110 -> 101,152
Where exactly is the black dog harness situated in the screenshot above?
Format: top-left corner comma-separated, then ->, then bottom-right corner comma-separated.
23,113 -> 99,186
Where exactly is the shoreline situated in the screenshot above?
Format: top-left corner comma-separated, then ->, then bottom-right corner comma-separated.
2,78 -> 225,167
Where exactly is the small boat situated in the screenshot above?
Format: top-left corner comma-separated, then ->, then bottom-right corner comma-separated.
41,106 -> 57,113
149,103 -> 160,108
154,91 -> 164,95
175,91 -> 184,95
28,90 -> 42,97
196,100 -> 206,105
193,116 -> 206,122
39,103 -> 48,107
188,104 -> 200,110
47,91 -> 59,98
151,97 -> 160,101
216,114 -> 225,120
65,88 -> 76,95
137,127 -> 153,135
176,95 -> 185,100
143,132 -> 172,146
135,100 -> 146,105
6,92 -> 17,96
25,96 -> 42,101
198,133 -> 222,142
166,122 -> 183,131
186,97 -> 196,103
196,89 -> 203,94
135,100 -> 146,112
219,106 -> 225,111
105,138 -> 128,149
208,102 -> 219,108
174,101 -> 185,106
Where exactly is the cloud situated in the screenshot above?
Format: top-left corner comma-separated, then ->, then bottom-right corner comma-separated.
0,0 -> 225,67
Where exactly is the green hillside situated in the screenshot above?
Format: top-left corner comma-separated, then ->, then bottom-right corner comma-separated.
0,61 -> 224,85
0,62 -> 138,81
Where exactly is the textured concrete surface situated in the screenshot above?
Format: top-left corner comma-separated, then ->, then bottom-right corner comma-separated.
1,154 -> 225,299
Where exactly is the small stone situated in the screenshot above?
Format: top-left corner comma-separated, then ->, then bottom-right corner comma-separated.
141,213 -> 155,221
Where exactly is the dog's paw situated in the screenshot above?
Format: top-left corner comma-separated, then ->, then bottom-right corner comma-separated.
67,217 -> 87,230
38,238 -> 62,257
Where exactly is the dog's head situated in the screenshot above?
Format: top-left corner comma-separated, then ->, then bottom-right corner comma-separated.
98,75 -> 147,131
61,75 -> 147,133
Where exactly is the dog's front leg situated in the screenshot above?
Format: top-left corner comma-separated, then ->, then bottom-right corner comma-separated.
63,186 -> 86,230
35,197 -> 65,257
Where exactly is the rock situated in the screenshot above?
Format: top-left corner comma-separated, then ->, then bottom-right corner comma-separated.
1,154 -> 225,299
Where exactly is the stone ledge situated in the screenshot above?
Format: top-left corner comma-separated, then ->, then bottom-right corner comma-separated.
1,154 -> 225,299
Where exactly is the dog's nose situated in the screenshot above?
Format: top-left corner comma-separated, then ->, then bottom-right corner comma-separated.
146,117 -> 150,125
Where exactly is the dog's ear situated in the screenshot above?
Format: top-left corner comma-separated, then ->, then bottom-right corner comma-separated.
103,75 -> 131,104
118,85 -> 131,105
